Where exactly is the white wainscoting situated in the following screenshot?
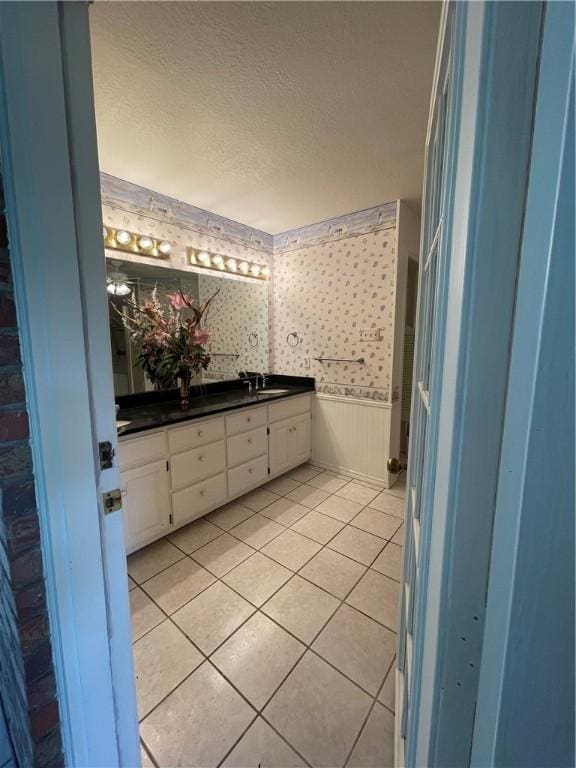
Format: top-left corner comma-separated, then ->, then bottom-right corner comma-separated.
312,393 -> 400,488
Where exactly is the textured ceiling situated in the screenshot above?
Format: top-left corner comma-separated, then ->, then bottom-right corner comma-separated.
90,1 -> 440,234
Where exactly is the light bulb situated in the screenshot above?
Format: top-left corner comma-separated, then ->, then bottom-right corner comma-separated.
238,261 -> 250,274
250,264 -> 261,277
189,252 -> 198,265
212,255 -> 224,269
158,241 -> 171,255
138,236 -> 154,251
262,266 -> 270,277
198,251 -> 211,265
116,230 -> 131,246
226,258 -> 238,272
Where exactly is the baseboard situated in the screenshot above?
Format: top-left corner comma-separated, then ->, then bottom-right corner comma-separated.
308,459 -> 388,489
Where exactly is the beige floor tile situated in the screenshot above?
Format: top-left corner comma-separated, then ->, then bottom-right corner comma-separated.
264,476 -> 301,496
230,513 -> 285,549
347,703 -> 394,768
372,542 -> 403,582
299,548 -> 366,599
328,526 -> 385,566
368,492 -> 406,518
140,744 -> 154,768
285,465 -> 324,483
291,510 -> 345,544
306,474 -> 349,493
315,495 -> 364,523
387,473 -> 407,498
350,509 -> 402,541
222,717 -> 306,767
133,620 -> 202,719
212,613 -> 305,709
261,529 -> 322,571
335,482 -> 379,506
127,539 -> 184,584
346,570 -> 399,630
286,483 -> 330,509
141,662 -> 255,768
192,532 -> 255,577
312,605 -> 396,695
262,576 -> 339,643
167,518 -> 223,553
392,523 -> 405,545
128,575 -> 137,591
264,652 -> 372,767
237,488 -> 280,513
223,552 -> 292,606
130,587 -> 164,642
207,501 -> 256,530
173,581 -> 255,654
354,479 -> 387,491
378,661 -> 396,712
260,497 -> 310,527
142,557 -> 216,615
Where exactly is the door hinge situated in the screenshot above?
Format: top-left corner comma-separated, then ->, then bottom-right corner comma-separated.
102,489 -> 122,515
99,441 -> 115,471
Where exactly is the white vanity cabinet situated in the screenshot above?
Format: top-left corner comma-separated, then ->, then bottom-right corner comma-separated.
118,392 -> 312,553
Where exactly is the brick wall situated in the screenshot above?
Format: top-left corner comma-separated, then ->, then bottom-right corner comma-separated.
0,173 -> 63,767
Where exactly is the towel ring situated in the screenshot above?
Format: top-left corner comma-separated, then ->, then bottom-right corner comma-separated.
248,332 -> 259,348
286,332 -> 300,348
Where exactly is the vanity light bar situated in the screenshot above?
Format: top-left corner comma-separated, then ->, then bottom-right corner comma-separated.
188,248 -> 269,280
103,227 -> 172,259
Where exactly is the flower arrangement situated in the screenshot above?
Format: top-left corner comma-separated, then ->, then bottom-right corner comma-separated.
116,287 -> 219,407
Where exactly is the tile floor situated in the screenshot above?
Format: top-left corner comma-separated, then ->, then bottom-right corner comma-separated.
128,465 -> 406,768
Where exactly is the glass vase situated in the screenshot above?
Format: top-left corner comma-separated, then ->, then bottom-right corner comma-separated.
179,369 -> 191,409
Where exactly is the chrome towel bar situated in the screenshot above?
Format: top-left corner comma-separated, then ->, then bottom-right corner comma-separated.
314,356 -> 365,364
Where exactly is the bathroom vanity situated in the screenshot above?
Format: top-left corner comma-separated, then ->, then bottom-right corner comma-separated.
117,386 -> 312,553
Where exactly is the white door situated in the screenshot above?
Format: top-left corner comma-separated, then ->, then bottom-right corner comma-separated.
122,460 -> 171,552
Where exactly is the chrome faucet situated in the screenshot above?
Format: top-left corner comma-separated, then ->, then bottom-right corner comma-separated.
242,379 -> 253,394
256,372 -> 269,390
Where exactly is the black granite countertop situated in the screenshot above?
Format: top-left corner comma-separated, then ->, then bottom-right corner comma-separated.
117,375 -> 314,437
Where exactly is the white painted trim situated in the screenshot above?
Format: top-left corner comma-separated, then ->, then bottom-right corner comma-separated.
314,391 -> 395,409
0,3 -> 122,764
307,459 -> 387,489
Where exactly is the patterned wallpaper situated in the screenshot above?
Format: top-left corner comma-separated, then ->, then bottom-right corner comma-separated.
101,174 -> 401,402
271,224 -> 398,402
198,274 -> 269,380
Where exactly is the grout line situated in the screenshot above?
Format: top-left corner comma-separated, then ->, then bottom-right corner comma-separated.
140,737 -> 159,768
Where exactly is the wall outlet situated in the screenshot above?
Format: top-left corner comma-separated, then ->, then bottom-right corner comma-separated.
360,328 -> 382,342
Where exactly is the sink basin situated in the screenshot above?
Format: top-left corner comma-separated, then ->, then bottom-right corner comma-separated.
257,388 -> 290,395
116,419 -> 132,428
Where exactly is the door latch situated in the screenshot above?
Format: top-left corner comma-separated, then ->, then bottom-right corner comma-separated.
99,441 -> 115,470
102,489 -> 122,515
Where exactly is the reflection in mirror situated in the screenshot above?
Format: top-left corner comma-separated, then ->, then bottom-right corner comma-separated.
106,257 -> 269,395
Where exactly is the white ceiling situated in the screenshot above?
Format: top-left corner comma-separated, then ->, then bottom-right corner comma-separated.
90,1 -> 440,234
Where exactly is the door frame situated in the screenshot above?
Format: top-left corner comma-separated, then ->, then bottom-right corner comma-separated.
0,3 -> 138,766
398,1 -> 544,765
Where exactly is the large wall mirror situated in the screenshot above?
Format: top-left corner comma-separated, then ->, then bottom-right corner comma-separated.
106,257 -> 269,395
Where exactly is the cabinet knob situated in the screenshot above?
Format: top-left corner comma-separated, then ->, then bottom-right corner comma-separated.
200,489 -> 206,496
198,430 -> 204,437
248,467 -> 253,474
247,417 -> 251,423
247,438 -> 252,444
198,455 -> 205,462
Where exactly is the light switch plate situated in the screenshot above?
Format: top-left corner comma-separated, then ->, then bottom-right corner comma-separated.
360,328 -> 382,342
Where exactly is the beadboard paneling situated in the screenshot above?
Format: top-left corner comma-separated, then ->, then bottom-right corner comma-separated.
312,393 -> 394,487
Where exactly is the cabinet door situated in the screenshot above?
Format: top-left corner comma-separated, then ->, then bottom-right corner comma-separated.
121,460 -> 170,553
290,412 -> 312,465
269,418 -> 293,477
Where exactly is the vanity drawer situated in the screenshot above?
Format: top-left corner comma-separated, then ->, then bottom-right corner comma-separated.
226,405 -> 267,436
172,472 -> 227,526
170,440 -> 226,491
168,417 -> 224,455
268,393 -> 312,423
228,454 -> 268,498
227,426 -> 268,468
118,431 -> 166,470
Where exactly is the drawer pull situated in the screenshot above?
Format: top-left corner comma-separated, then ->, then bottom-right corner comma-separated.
200,489 -> 206,496
248,467 -> 254,474
198,455 -> 205,462
198,430 -> 204,437
246,417 -> 251,423
247,438 -> 253,445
